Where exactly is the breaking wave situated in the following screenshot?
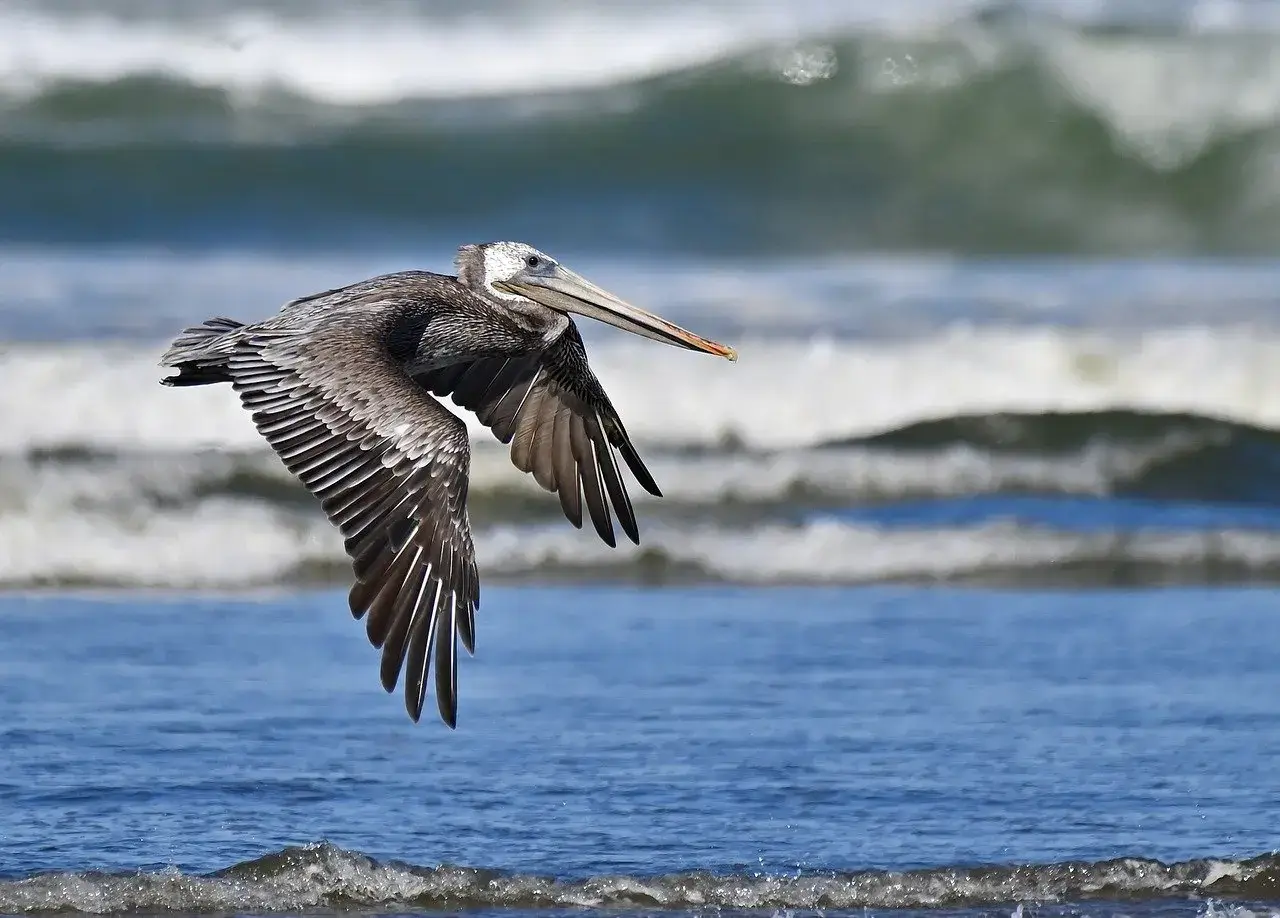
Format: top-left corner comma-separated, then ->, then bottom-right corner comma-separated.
5,409 -> 1280,589
6,325 -> 1280,589
3,842 -> 1278,914
10,1 -> 1276,107
11,506 -> 1280,591
10,326 -> 1280,453
5,2 -> 1280,252
10,406 -> 1280,513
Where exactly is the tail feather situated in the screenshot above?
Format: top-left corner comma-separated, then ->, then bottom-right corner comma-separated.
159,316 -> 246,387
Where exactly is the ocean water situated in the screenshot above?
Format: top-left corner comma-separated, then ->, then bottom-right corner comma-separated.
2,586 -> 1280,915
2,0 -> 1280,915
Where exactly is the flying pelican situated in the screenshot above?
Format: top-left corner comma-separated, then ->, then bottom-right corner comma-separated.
159,241 -> 737,728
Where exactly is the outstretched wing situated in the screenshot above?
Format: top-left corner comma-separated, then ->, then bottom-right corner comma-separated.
415,321 -> 659,547
221,320 -> 479,727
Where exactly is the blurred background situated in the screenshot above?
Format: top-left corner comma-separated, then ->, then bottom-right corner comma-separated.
3,0 -> 1280,593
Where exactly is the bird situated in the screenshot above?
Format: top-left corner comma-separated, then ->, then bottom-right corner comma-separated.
159,241 -> 737,728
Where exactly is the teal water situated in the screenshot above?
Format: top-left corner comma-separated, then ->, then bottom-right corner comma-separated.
3,1 -> 1280,255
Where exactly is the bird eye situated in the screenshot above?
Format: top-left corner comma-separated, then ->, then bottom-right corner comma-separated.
525,255 -> 541,268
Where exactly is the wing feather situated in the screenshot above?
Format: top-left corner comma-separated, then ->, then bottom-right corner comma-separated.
416,321 -> 658,547
222,323 -> 478,727
551,403 -> 582,528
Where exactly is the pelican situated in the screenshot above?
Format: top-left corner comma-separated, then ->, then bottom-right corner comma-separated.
159,241 -> 736,728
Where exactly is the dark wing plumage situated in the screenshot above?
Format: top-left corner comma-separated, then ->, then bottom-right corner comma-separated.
221,321 -> 479,727
415,321 -> 660,547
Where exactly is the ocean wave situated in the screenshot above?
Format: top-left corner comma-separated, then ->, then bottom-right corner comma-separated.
7,326 -> 1280,589
4,7 -> 1280,252
7,328 -> 1280,453
2,841 -> 1277,913
7,497 -> 1280,590
8,406 -> 1280,515
2,1 -> 1278,107
0,2 -> 847,105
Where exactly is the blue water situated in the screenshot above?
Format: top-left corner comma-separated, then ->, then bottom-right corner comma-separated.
2,585 -> 1278,914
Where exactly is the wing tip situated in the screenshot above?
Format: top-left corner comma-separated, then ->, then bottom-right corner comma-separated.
437,699 -> 458,729
379,661 -> 400,694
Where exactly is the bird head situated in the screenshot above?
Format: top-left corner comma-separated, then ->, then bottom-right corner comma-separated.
455,241 -> 737,361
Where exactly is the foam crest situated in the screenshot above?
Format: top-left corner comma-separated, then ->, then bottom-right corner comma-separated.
2,1 -> 1279,109
5,397 -> 1277,589
0,436 -> 1204,512
0,4 -> 837,104
1038,30 -> 1280,169
7,326 -> 1280,454
2,842 -> 1276,914
485,518 -> 1280,585
5,498 -> 1280,589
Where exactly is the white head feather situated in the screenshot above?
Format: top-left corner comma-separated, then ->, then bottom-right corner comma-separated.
455,241 -> 558,300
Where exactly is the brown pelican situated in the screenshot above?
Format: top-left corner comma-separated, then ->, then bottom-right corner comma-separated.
159,241 -> 736,728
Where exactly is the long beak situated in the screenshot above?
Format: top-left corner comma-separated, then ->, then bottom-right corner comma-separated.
496,268 -> 737,361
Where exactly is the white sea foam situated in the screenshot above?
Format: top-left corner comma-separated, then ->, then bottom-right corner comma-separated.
484,518 -> 1280,583
0,2 -> 855,105
0,0 -> 1277,107
0,436 -> 1193,529
4,505 -> 1278,589
3,322 -> 1278,454
0,500 -> 335,588
1035,30 -> 1280,169
1,841 -> 1266,915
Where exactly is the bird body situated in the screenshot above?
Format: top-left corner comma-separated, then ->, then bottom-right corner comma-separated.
160,242 -> 735,728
